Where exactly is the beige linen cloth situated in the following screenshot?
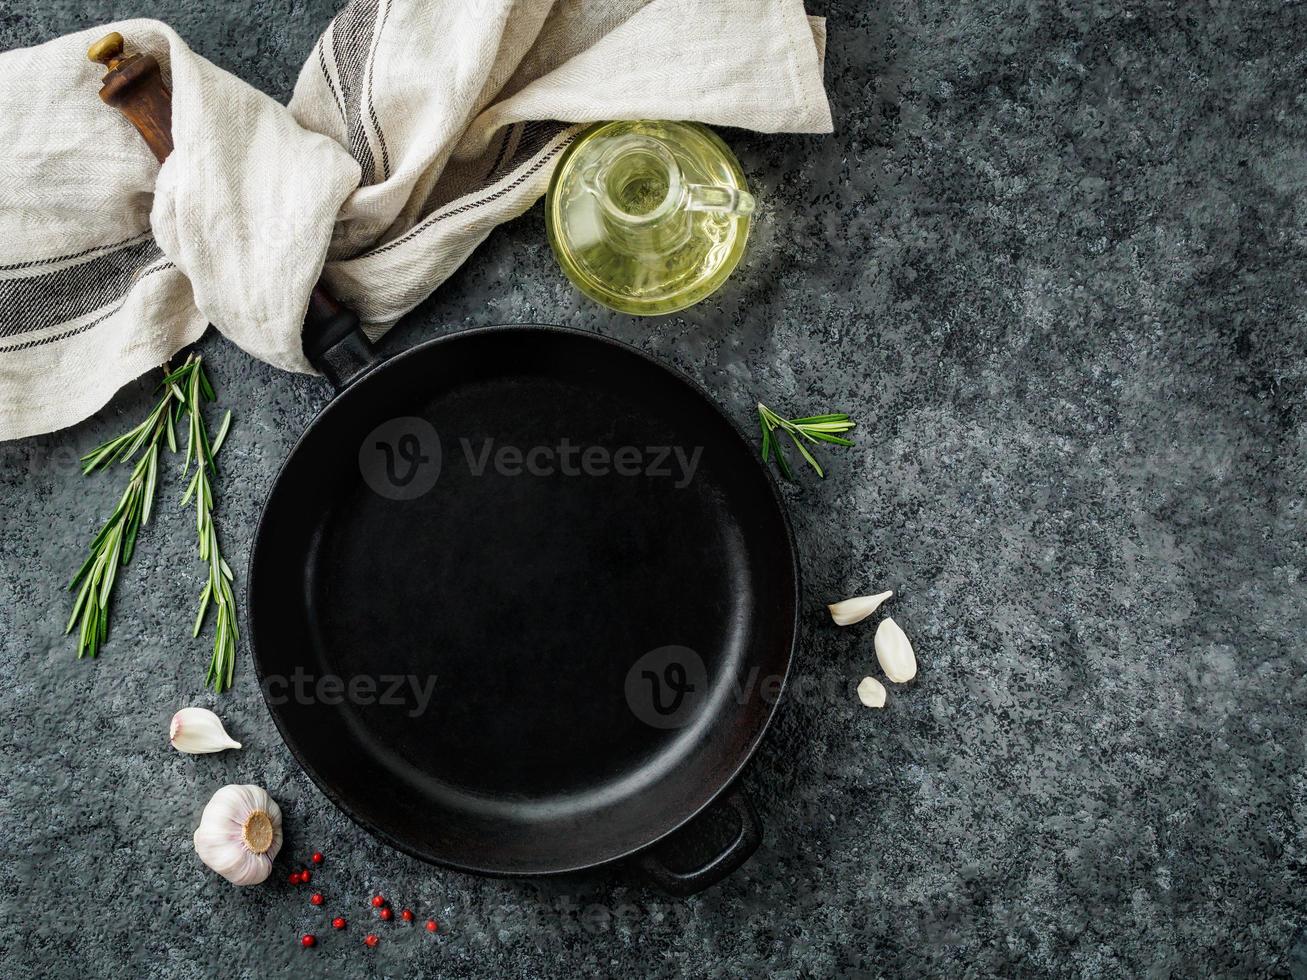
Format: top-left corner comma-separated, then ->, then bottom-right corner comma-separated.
0,0 -> 832,440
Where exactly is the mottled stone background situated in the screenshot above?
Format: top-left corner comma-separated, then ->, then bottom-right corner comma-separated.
1,1 -> 1304,977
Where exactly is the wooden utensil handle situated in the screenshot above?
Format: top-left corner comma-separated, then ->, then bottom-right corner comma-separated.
88,32 -> 376,389
90,33 -> 173,162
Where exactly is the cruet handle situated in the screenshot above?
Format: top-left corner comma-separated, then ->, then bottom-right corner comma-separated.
683,183 -> 756,217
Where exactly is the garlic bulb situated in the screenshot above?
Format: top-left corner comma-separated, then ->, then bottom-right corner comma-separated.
875,617 -> 917,683
828,590 -> 893,626
856,676 -> 887,708
193,784 -> 283,885
170,707 -> 242,753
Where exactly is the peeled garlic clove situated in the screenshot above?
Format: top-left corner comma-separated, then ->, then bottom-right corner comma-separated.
193,784 -> 283,886
875,617 -> 917,683
857,676 -> 887,708
170,707 -> 241,754
828,590 -> 893,626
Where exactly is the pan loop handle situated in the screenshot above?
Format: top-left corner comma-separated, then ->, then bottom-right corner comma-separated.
635,784 -> 761,896
302,285 -> 378,390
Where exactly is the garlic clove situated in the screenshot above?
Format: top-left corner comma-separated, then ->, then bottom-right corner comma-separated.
828,590 -> 893,626
170,707 -> 241,754
875,617 -> 917,683
193,784 -> 283,886
856,676 -> 887,708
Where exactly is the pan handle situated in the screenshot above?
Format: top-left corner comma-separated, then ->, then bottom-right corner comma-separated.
635,784 -> 762,896
303,285 -> 378,391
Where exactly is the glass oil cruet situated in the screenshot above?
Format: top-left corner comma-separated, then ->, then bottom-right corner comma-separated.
546,121 -> 756,315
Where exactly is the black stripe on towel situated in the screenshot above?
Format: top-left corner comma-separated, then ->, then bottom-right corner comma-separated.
330,0 -> 383,184
363,131 -> 579,259
369,0 -> 393,180
508,122 -> 571,172
0,263 -> 175,353
0,238 -> 165,339
317,37 -> 347,125
0,232 -> 153,274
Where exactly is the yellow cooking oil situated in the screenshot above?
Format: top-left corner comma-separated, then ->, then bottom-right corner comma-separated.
546,121 -> 755,316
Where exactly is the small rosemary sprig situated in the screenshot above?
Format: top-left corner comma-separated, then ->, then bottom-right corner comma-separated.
67,354 -> 237,691
170,359 -> 236,692
757,402 -> 856,479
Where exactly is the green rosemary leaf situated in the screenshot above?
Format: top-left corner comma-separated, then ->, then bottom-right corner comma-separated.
119,416 -> 156,463
98,527 -> 122,606
181,466 -> 201,507
198,364 -> 216,402
86,498 -> 125,555
774,436 -> 794,480
211,410 -> 232,457
81,427 -> 133,460
79,600 -> 94,656
69,544 -> 100,591
806,432 -> 856,447
787,413 -> 850,424
182,412 -> 195,474
66,574 -> 94,633
122,502 -> 141,565
787,430 -> 824,478
192,581 -> 211,638
81,430 -> 135,470
142,445 -> 159,526
789,425 -> 852,436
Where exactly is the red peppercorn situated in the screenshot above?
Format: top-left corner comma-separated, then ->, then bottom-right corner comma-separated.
300,870 -> 312,884
289,872 -> 301,885
310,893 -> 324,906
401,909 -> 414,922
371,895 -> 385,908
425,919 -> 438,933
364,934 -> 379,947
300,935 -> 316,948
332,917 -> 346,930
380,907 -> 393,921
311,851 -> 324,864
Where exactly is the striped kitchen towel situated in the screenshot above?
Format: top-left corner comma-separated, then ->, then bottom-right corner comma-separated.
0,0 -> 831,440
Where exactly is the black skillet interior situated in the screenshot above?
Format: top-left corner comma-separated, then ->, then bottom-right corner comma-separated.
250,326 -> 797,877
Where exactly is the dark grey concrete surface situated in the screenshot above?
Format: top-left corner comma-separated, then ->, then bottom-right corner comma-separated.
2,1 -> 1306,977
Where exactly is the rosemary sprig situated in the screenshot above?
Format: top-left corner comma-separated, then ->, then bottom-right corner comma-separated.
172,359 -> 238,692
65,382 -> 177,657
66,353 -> 238,691
757,402 -> 856,479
